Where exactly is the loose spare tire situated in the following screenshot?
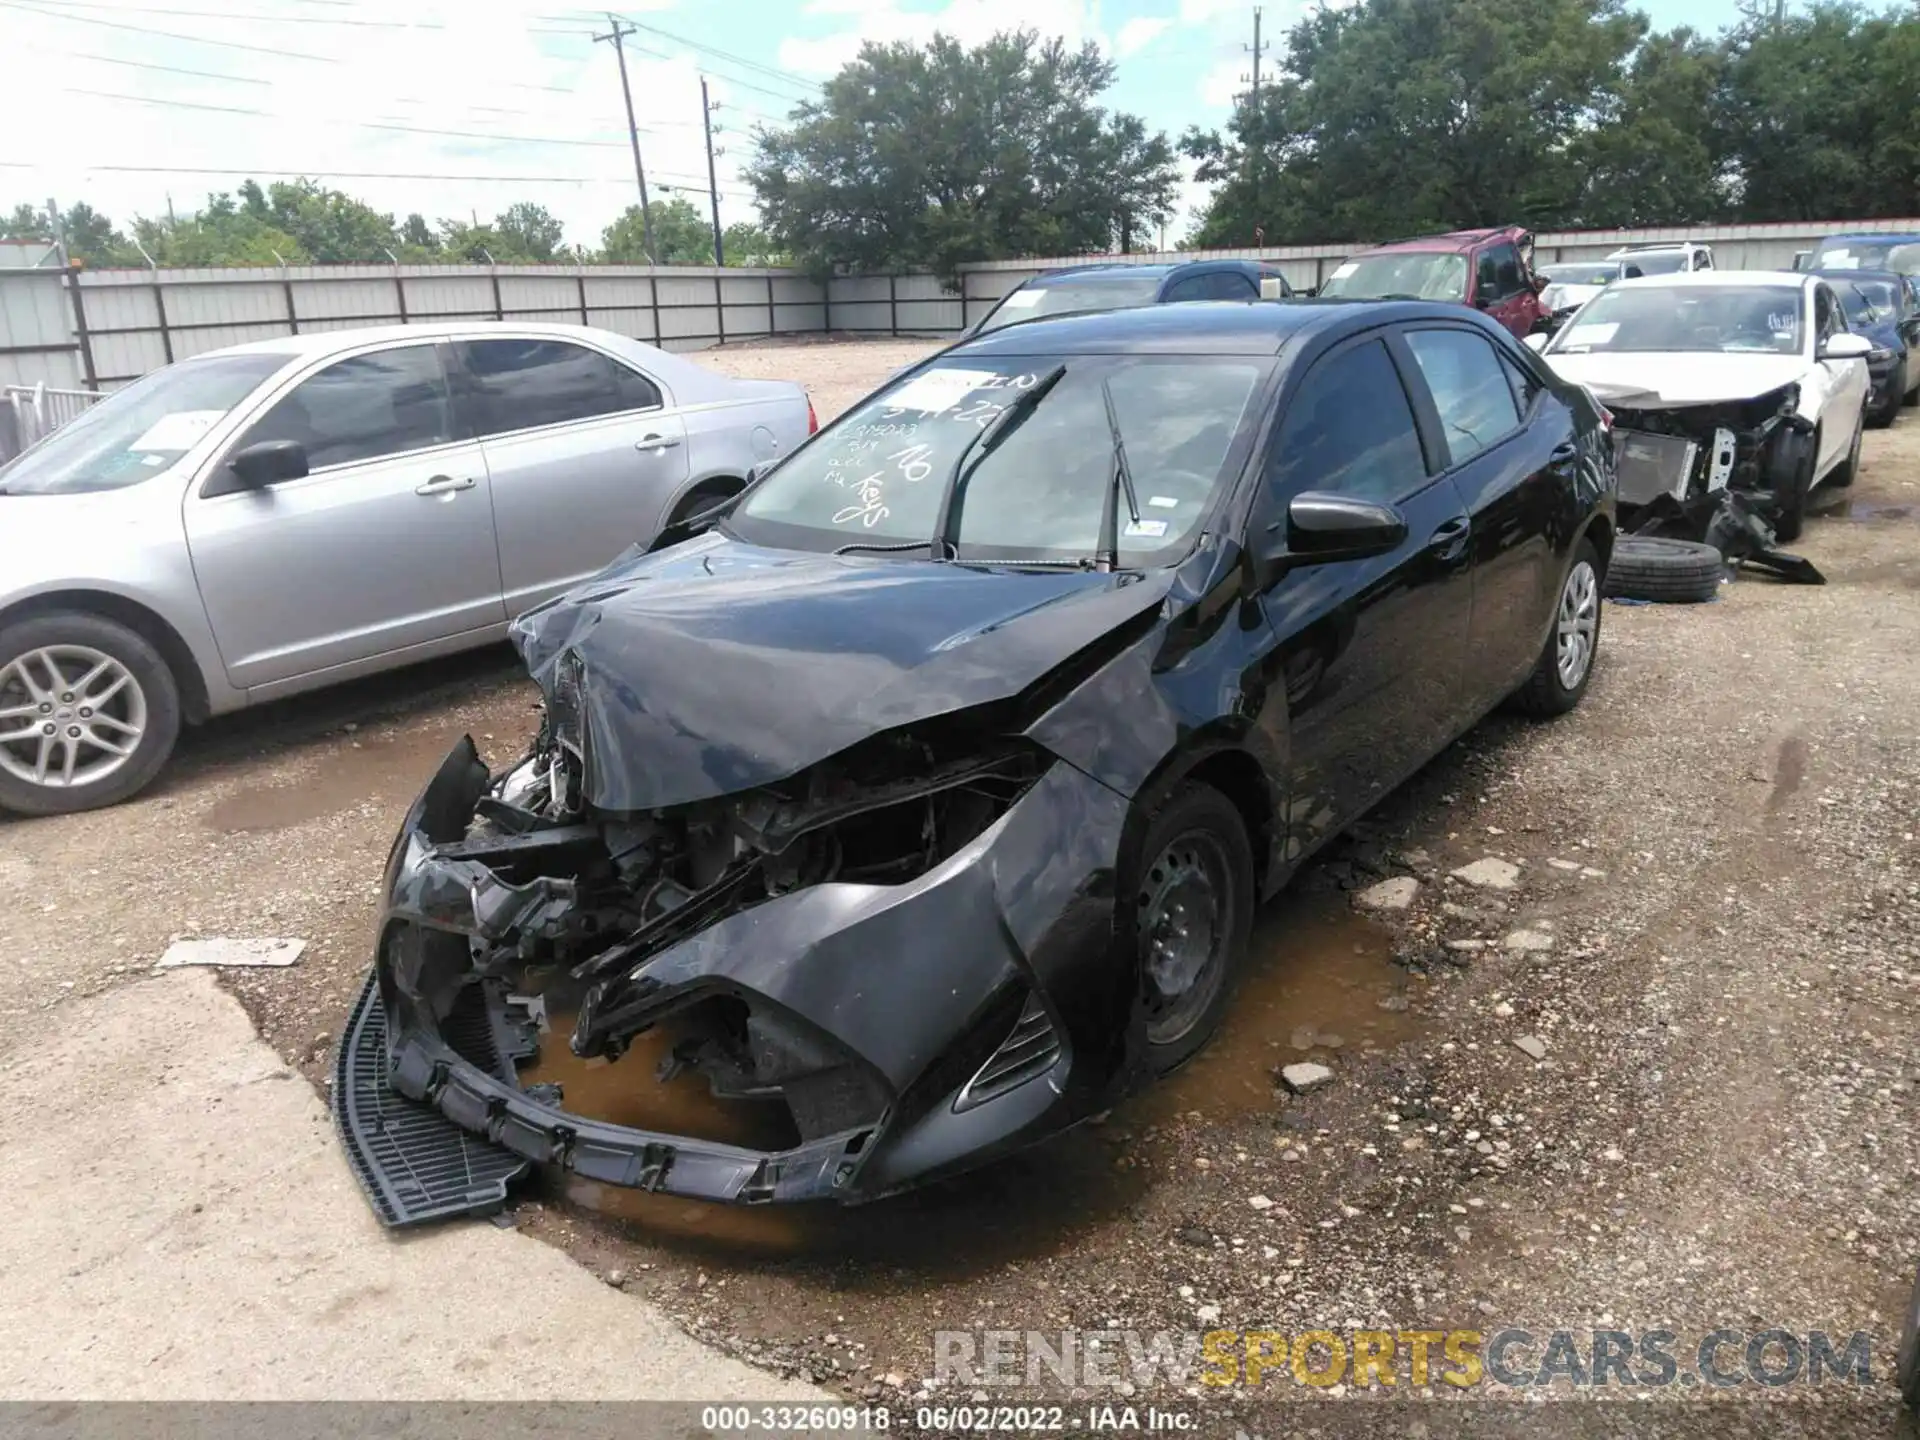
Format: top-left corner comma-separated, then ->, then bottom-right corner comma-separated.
1602,536 -> 1724,604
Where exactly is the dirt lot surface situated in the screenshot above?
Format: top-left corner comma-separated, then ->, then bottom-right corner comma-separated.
4,336 -> 1919,1420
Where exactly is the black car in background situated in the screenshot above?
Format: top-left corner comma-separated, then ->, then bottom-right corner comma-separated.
970,259 -> 1294,335
340,299 -> 1616,1225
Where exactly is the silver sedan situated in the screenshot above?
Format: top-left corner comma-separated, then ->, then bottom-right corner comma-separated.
0,321 -> 815,814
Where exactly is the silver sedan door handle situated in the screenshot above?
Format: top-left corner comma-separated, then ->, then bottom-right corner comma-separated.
636,434 -> 683,451
415,474 -> 476,497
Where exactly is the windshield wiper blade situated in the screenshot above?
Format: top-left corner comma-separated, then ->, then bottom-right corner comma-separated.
835,538 -> 948,557
1094,376 -> 1144,573
929,363 -> 1068,556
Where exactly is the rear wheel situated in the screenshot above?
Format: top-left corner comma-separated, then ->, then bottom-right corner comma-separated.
662,477 -> 743,532
1514,540 -> 1603,716
0,611 -> 181,816
1898,1264 -> 1920,1407
1123,783 -> 1255,1076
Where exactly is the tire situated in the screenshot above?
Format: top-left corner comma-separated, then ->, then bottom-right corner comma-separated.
1771,425 -> 1816,541
1869,386 -> 1901,429
663,476 -> 743,531
1898,1264 -> 1920,1408
1826,411 -> 1862,491
0,611 -> 182,816
1120,782 -> 1255,1076
1513,540 -> 1604,717
1600,536 -> 1723,605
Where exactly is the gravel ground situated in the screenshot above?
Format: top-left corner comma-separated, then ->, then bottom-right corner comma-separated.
4,337 -> 1917,1421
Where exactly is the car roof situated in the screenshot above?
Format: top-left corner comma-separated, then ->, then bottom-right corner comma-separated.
1820,231 -> 1920,242
1810,267 -> 1906,283
1359,228 -> 1511,255
1028,263 -> 1179,283
205,318 -> 611,359
951,296 -> 1503,356
1607,270 -> 1807,292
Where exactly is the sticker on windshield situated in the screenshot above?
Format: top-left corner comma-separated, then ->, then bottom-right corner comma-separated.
882,368 -> 1004,413
1329,262 -> 1359,280
1824,251 -> 1859,269
1001,290 -> 1045,309
1123,518 -> 1170,539
128,410 -> 225,453
1562,322 -> 1619,348
1147,495 -> 1180,509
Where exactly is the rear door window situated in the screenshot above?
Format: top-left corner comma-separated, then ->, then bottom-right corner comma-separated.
1267,339 -> 1429,505
239,344 -> 452,472
456,338 -> 662,438
1403,329 -> 1522,466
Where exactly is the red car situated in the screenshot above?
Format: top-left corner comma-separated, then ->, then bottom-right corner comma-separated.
1317,226 -> 1552,339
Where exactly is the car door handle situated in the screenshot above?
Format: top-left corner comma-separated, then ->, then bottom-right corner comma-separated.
636,434 -> 682,451
1427,517 -> 1471,561
414,474 -> 476,497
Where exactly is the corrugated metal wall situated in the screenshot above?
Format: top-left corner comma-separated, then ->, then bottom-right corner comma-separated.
4,217 -> 1916,395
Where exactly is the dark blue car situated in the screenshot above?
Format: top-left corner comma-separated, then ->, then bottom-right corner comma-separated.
343,300 -> 1616,1221
971,259 -> 1293,335
1816,268 -> 1920,425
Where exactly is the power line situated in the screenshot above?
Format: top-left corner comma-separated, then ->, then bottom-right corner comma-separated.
15,163 -> 637,184
64,88 -> 648,147
13,41 -> 271,85
0,0 -> 342,60
36,0 -> 446,26
617,15 -> 823,93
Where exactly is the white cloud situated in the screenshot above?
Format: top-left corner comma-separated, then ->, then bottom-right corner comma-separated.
778,0 -> 1104,75
1178,0 -> 1244,21
1116,16 -> 1173,57
1198,56 -> 1245,107
0,0 -> 758,253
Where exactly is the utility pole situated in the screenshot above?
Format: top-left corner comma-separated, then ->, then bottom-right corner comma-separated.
1244,6 -> 1266,245
700,76 -> 724,266
594,13 -> 657,265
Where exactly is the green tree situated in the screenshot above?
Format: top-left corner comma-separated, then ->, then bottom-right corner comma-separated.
59,202 -> 137,266
231,178 -> 398,262
721,220 -> 787,266
1,202 -> 50,242
746,29 -> 1177,278
130,194 -> 309,267
1717,3 -> 1919,221
1569,28 -> 1730,226
600,198 -> 717,264
1184,0 -> 1644,246
494,201 -> 566,262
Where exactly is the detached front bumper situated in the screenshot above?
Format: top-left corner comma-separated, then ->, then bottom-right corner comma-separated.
334,737 -> 1132,1225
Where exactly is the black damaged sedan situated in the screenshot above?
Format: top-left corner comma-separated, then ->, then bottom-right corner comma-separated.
339,300 -> 1615,1225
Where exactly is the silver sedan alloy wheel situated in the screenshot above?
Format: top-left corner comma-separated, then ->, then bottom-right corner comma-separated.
0,645 -> 148,791
1556,559 -> 1599,691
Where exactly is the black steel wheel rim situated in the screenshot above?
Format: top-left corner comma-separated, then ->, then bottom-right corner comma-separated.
1138,827 -> 1234,1046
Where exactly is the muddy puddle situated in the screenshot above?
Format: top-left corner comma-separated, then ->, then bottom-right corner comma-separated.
204,726 -> 466,832
531,887 -> 1416,1268
1845,498 -> 1916,521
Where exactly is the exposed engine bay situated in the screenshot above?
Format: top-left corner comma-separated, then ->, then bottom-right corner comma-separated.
1605,386 -> 1825,585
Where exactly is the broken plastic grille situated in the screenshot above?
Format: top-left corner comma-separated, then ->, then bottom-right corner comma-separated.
332,970 -> 530,1228
954,993 -> 1061,1112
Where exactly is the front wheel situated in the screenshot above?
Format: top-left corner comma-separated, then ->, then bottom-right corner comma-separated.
1826,411 -> 1862,490
1122,783 -> 1255,1076
0,611 -> 181,816
1897,1263 -> 1920,1407
1512,540 -> 1602,717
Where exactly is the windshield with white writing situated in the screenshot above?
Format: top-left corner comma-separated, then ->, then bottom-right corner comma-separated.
1548,286 -> 1804,356
976,276 -> 1165,333
728,356 -> 1268,565
1812,239 -> 1920,275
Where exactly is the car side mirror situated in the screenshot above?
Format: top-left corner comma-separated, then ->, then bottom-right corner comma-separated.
1268,492 -> 1408,577
227,439 -> 308,488
747,458 -> 778,484
1530,274 -> 1549,294
1523,332 -> 1550,353
1819,332 -> 1873,360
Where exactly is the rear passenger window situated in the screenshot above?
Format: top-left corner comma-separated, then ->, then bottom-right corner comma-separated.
457,339 -> 662,438
1267,339 -> 1428,505
1405,329 -> 1521,465
1500,352 -> 1543,415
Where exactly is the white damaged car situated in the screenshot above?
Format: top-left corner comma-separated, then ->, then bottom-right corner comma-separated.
1527,271 -> 1871,544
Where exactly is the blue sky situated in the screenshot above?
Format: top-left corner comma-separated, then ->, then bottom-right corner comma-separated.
0,0 -> 1749,252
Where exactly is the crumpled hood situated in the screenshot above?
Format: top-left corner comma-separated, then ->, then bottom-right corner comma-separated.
1540,281 -> 1605,313
508,532 -> 1174,812
1541,351 -> 1810,409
